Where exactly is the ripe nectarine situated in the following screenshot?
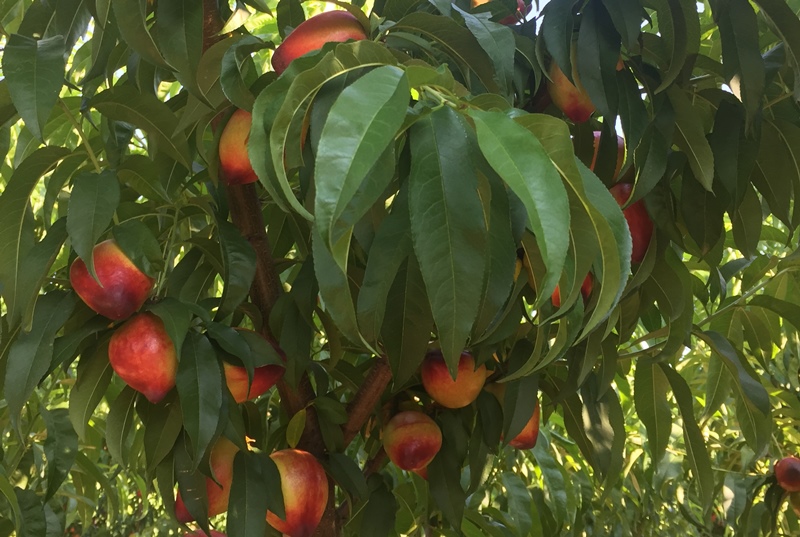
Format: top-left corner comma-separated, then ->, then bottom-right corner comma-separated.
175,436 -> 239,523
219,109 -> 258,186
552,273 -> 593,308
547,60 -> 595,123
69,239 -> 155,320
485,383 -> 541,449
421,350 -> 487,409
609,183 -> 654,265
382,411 -> 442,471
776,456 -> 800,492
108,312 -> 178,403
266,449 -> 329,537
272,11 -> 367,75
471,0 -> 531,25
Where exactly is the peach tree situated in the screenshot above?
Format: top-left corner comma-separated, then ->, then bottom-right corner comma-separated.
0,0 -> 800,536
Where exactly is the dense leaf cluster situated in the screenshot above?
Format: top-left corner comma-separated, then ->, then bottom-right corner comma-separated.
0,0 -> 800,535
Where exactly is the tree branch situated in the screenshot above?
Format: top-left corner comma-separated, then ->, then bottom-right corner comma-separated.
224,183 -> 325,454
342,355 -> 392,446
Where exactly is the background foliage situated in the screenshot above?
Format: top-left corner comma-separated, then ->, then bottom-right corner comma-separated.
0,0 -> 800,535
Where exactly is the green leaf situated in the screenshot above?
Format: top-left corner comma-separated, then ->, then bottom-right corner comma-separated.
41,408 -> 79,502
89,86 -> 191,167
531,440 -> 569,527
714,0 -> 765,127
408,107 -> 487,372
13,217 -> 68,331
698,330 -> 771,452
220,36 -> 270,111
155,0 -> 203,97
471,110 -> 569,307
501,473 -> 532,537
176,332 -> 224,466
146,297 -> 192,359
667,86 -> 715,190
112,0 -> 170,69
4,291 -> 77,432
68,341 -> 113,441
576,1 -> 621,120
359,476 -> 397,537
174,433 -> 210,531
216,219 -> 256,320
227,451 -> 270,537
428,447 -> 466,529
660,364 -> 714,510
14,488 -> 46,537
649,0 -> 700,93
388,12 -> 500,93
315,65 -> 408,256
1,34 -> 66,140
286,408 -> 306,448
541,0 -> 575,85
66,169 -> 121,280
633,361 -> 672,462
601,0 -> 643,50
112,219 -> 165,278
454,6 -> 515,97
105,386 -> 138,466
0,146 -> 70,329
141,396 -> 183,473
357,190 -> 412,343
752,0 -> 800,98
381,257 -> 434,388
328,453 -> 368,499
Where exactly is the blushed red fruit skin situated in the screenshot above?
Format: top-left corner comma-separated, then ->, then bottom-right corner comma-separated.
547,61 -> 595,123
272,11 -> 367,75
776,456 -> 800,492
790,491 -> 800,517
552,273 -> 593,308
108,312 -> 177,403
219,109 -> 258,186
175,437 -> 239,523
609,183 -> 654,264
266,449 -> 329,537
69,239 -> 155,320
471,0 -> 531,24
508,399 -> 541,449
382,411 -> 443,471
590,131 -> 625,180
421,351 -> 487,409
223,362 -> 285,403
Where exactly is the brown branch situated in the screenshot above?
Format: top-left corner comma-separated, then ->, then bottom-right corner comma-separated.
224,182 -> 325,455
342,355 -> 392,446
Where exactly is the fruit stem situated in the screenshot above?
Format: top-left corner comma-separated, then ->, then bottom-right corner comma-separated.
59,99 -> 102,173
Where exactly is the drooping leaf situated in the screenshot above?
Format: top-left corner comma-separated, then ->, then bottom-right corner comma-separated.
41,407 -> 79,502
471,109 -> 569,307
408,107 -> 487,373
633,360 -> 672,462
68,341 -> 113,441
4,292 -> 78,431
1,34 -> 66,140
315,65 -> 409,257
216,219 -> 257,320
66,169 -> 121,280
176,332 -> 224,466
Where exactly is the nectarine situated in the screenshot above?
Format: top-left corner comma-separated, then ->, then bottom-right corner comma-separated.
223,361 -> 284,403
69,239 -> 155,320
552,273 -> 593,308
547,60 -> 595,123
776,456 -> 800,492
590,131 -> 625,180
108,312 -> 178,403
219,109 -> 258,186
266,449 -> 328,537
272,11 -> 367,75
485,383 -> 541,449
609,183 -> 654,265
382,411 -> 442,471
421,350 -> 487,409
471,0 -> 531,25
175,436 -> 239,523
